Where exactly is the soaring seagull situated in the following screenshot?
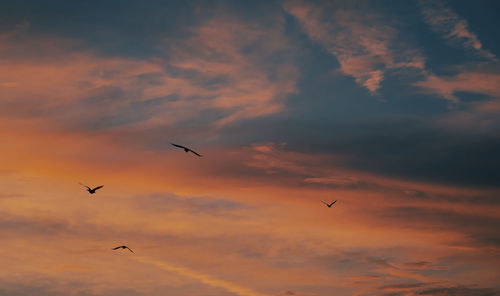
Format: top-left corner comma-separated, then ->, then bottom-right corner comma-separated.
79,183 -> 103,194
112,245 -> 134,253
171,143 -> 203,157
321,200 -> 337,208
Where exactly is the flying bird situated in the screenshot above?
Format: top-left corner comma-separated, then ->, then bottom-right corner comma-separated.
171,143 -> 203,157
79,183 -> 103,194
112,245 -> 134,253
321,200 -> 337,207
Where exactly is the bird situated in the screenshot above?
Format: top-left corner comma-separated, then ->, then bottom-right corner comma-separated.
321,200 -> 337,207
112,245 -> 134,253
171,143 -> 203,157
79,183 -> 103,194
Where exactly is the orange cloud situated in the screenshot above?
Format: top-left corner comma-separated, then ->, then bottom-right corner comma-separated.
0,130 -> 499,295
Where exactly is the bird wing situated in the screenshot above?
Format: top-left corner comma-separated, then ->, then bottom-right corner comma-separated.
79,182 -> 91,190
321,201 -> 329,206
189,149 -> 202,157
112,246 -> 121,250
93,185 -> 104,191
330,200 -> 338,206
171,143 -> 186,149
126,247 -> 134,253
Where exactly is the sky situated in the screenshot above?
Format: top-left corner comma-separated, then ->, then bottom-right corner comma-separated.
0,0 -> 499,295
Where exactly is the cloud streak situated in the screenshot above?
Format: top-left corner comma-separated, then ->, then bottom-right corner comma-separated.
419,0 -> 497,61
135,256 -> 272,296
415,70 -> 500,102
284,0 -> 425,94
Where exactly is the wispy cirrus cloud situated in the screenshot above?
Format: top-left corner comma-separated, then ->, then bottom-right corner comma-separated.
419,0 -> 497,61
0,11 -> 297,133
163,15 -> 298,127
415,70 -> 500,102
135,256 -> 272,296
283,0 -> 425,94
415,66 -> 500,130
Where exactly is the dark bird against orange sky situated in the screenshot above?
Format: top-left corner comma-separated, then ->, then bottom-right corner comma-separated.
79,183 -> 104,194
112,245 -> 134,253
171,143 -> 203,157
322,200 -> 337,207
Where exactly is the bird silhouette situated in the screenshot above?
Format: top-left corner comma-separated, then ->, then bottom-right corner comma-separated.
79,183 -> 103,194
171,143 -> 203,157
112,245 -> 134,253
321,200 -> 337,207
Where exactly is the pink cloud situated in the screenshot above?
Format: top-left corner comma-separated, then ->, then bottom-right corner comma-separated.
419,0 -> 497,61
283,1 -> 426,94
0,14 -> 298,131
163,14 -> 298,126
415,71 -> 500,102
251,142 -> 285,153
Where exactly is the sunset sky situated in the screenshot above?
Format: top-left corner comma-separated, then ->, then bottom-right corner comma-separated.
1,1 -> 499,295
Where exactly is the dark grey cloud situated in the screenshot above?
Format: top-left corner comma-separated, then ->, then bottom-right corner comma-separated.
416,285 -> 499,296
0,284 -> 140,296
401,190 -> 500,206
0,212 -> 78,238
402,261 -> 433,269
379,292 -> 406,296
219,116 -> 500,188
0,283 -> 83,296
378,282 -> 432,290
0,0 -> 284,59
372,284 -> 499,296
0,0 -> 198,58
366,256 -> 398,269
0,280 -> 235,296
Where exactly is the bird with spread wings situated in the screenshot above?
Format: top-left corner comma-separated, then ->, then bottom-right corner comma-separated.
321,200 -> 337,207
112,245 -> 134,253
79,183 -> 103,194
171,143 -> 203,157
